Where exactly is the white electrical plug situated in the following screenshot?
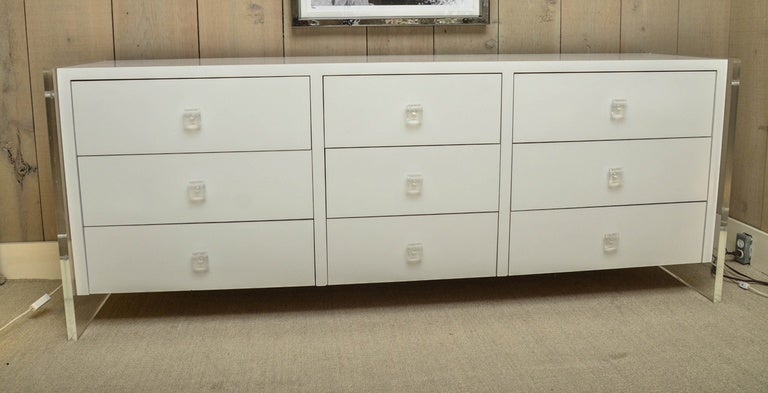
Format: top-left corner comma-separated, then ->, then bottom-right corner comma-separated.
30,293 -> 52,312
737,281 -> 750,290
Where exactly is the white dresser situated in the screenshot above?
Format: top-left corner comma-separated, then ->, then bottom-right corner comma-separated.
53,54 -> 728,296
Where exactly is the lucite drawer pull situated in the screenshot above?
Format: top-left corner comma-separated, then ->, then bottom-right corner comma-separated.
607,167 -> 624,188
610,99 -> 627,121
182,108 -> 202,131
603,233 -> 620,253
406,243 -> 423,264
405,174 -> 423,196
405,104 -> 423,126
191,252 -> 209,273
187,180 -> 206,202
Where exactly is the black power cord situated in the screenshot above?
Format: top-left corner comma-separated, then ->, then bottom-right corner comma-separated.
712,254 -> 768,286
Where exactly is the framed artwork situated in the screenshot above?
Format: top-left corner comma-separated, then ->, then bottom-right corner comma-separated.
292,0 -> 490,27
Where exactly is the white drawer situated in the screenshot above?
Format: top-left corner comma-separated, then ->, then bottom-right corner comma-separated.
508,203 -> 706,275
72,77 -> 310,155
325,145 -> 500,218
324,74 -> 501,147
513,72 -> 716,142
84,221 -> 315,293
79,151 -> 313,226
510,138 -> 711,210
327,213 -> 498,285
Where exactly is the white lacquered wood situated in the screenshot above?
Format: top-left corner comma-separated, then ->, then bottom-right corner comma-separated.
325,145 -> 500,218
324,74 -> 501,147
513,72 -> 716,142
327,213 -> 498,285
85,221 -> 315,293
51,54 -> 729,309
57,54 -> 725,80
72,77 -> 310,155
703,65 -> 729,263
78,151 -> 313,226
510,138 -> 712,211
508,203 -> 707,275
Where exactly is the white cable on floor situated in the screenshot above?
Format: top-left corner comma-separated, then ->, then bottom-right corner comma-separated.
747,285 -> 768,298
726,278 -> 768,299
49,284 -> 62,297
0,283 -> 63,334
0,308 -> 32,333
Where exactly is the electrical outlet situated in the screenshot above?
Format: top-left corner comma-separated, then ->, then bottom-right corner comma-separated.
735,232 -> 753,265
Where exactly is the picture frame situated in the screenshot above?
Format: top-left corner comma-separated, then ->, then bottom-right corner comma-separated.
292,0 -> 490,27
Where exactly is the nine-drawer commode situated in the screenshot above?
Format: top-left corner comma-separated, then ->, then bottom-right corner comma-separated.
53,54 -> 728,296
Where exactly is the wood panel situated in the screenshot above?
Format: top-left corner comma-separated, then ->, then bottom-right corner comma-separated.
498,0 -> 561,54
0,0 -> 42,242
25,0 -> 115,241
198,0 -> 284,58
728,1 -> 768,228
561,0 -> 621,53
677,0 -> 731,57
1,1 -> 748,242
620,0 -> 678,54
113,0 -> 199,60
368,27 -> 434,56
434,0 -> 499,55
752,5 -> 768,231
282,0 -> 366,56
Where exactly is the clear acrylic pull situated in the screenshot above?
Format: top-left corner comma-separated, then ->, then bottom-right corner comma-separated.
183,109 -> 202,131
603,233 -> 620,253
191,252 -> 209,273
610,99 -> 627,121
187,180 -> 206,202
405,104 -> 423,126
406,243 -> 423,264
607,168 -> 624,188
405,174 -> 423,196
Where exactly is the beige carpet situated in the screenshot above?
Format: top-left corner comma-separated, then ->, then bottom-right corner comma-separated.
1,267 -> 768,392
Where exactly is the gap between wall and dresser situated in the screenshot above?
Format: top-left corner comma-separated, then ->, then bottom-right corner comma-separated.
1,217 -> 765,281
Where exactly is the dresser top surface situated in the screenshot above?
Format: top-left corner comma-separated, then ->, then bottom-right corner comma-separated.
64,53 -> 718,69
55,53 -> 728,82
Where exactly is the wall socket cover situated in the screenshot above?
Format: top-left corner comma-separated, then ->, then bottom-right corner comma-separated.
735,232 -> 753,265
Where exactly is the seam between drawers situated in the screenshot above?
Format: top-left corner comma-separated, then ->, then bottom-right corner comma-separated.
511,200 -> 707,213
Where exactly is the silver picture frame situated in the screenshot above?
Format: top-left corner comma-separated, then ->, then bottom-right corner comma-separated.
292,0 -> 490,27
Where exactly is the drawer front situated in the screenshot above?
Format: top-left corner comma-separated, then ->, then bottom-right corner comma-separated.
79,151 -> 313,226
326,145 -> 500,218
85,221 -> 315,293
511,138 -> 711,210
508,203 -> 706,275
72,77 -> 310,155
324,74 -> 501,147
327,213 -> 498,285
513,72 -> 716,142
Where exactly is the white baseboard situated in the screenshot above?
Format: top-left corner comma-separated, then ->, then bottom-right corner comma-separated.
1,217 -> 766,280
0,241 -> 60,280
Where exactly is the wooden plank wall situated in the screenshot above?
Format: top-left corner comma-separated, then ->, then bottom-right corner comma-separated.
0,0 -> 40,241
24,0 -> 115,241
1,0 -> 751,242
729,1 -> 768,228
